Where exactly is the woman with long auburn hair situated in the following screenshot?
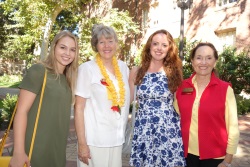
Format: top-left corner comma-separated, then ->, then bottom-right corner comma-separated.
134,30 -> 183,92
129,29 -> 185,167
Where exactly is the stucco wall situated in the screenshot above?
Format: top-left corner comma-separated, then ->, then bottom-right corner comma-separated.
186,0 -> 250,52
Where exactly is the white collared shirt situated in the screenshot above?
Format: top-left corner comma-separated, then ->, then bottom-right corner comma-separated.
76,59 -> 130,147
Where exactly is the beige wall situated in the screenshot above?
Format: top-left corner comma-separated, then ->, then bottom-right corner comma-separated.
115,0 -> 250,54
186,0 -> 250,53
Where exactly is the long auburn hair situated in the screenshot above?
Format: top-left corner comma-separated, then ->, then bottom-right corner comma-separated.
42,30 -> 79,104
135,29 -> 183,93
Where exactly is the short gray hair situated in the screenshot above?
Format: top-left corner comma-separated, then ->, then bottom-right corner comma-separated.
91,24 -> 118,52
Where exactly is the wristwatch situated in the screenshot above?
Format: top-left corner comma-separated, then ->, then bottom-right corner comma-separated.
222,161 -> 232,167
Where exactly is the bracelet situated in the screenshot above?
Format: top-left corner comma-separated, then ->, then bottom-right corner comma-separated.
222,161 -> 232,167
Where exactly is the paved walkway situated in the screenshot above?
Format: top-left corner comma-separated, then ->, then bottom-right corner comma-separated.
0,87 -> 20,99
0,88 -> 250,167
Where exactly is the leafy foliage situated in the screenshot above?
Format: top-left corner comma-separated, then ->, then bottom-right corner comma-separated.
78,8 -> 139,62
0,74 -> 22,87
1,0 -> 48,64
178,39 -> 200,79
1,93 -> 17,124
217,47 -> 250,94
0,99 -> 3,109
0,1 -> 9,56
235,95 -> 250,115
1,0 -> 91,63
2,34 -> 36,63
133,44 -> 144,67
1,0 -> 139,67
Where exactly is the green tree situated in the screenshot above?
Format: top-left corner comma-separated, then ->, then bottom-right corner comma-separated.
180,39 -> 199,79
78,7 -> 139,63
1,93 -> 17,123
217,46 -> 250,94
1,0 -> 90,61
1,0 -> 139,66
0,0 -> 9,56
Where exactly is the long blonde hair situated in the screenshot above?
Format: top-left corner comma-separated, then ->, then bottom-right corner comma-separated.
42,30 -> 79,104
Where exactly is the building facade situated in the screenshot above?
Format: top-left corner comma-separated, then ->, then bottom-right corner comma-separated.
114,0 -> 250,55
186,0 -> 250,53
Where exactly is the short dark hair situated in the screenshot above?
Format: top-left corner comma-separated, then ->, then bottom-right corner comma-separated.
190,42 -> 219,61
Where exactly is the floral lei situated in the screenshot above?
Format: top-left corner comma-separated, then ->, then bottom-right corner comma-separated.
96,54 -> 125,114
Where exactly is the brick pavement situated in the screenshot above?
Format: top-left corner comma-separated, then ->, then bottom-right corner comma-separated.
232,114 -> 250,167
65,114 -> 250,167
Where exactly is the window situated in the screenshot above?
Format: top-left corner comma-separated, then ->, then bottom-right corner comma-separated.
218,0 -> 238,6
216,30 -> 236,52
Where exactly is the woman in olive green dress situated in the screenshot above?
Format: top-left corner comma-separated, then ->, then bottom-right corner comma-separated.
9,31 -> 79,167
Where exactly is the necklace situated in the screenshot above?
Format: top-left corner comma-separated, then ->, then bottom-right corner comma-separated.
96,54 -> 125,114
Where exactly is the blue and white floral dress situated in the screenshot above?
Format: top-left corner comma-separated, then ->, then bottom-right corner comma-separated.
130,71 -> 186,167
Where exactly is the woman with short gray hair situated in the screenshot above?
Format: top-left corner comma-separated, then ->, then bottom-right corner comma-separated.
74,24 -> 130,167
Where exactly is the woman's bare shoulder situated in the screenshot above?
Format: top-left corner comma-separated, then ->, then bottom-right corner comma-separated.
130,66 -> 139,74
